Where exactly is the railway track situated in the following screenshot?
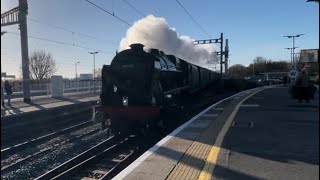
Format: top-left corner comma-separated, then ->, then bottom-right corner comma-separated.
1,87 -> 241,180
1,123 -> 112,180
47,91 -> 234,180
1,111 -> 92,149
1,124 -> 101,174
1,120 -> 95,157
33,135 -> 133,179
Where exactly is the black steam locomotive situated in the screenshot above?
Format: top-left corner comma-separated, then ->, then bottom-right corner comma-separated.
92,43 -> 220,135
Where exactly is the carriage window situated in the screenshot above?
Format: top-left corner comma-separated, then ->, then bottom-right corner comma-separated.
160,58 -> 167,69
176,59 -> 180,69
162,57 -> 176,70
154,60 -> 161,69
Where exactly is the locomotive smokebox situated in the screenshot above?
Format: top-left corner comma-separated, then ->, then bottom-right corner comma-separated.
130,43 -> 144,51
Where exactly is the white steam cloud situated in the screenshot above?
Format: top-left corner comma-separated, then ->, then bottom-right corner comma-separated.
119,15 -> 218,68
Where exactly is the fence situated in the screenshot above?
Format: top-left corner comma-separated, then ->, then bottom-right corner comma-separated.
9,80 -> 102,98
63,80 -> 102,94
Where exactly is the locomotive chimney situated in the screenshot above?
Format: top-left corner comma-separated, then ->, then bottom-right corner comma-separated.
129,43 -> 144,51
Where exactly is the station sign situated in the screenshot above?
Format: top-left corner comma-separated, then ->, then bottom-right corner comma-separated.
288,69 -> 299,79
5,75 -> 16,78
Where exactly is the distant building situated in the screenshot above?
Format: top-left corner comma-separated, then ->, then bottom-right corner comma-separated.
80,74 -> 93,81
299,49 -> 319,63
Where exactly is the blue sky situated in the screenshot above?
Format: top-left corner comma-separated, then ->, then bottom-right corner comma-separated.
1,0 -> 319,78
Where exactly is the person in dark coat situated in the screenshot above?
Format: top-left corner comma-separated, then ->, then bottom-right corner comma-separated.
4,80 -> 13,105
295,69 -> 310,103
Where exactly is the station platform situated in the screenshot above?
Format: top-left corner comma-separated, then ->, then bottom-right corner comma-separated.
114,86 -> 319,180
1,93 -> 99,118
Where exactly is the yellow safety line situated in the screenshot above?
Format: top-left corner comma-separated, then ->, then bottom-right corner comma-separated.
197,88 -> 265,180
198,146 -> 220,180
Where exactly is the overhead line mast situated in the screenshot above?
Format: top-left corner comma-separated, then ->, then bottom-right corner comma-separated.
1,0 -> 31,102
194,33 -> 229,76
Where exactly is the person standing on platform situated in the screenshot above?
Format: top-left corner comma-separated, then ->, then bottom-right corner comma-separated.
1,79 -> 4,106
295,69 -> 310,103
4,80 -> 13,105
283,76 -> 288,86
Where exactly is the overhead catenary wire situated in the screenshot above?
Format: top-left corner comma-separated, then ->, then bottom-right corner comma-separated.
27,18 -> 75,34
84,0 -> 152,41
2,9 -> 118,45
26,17 -> 118,45
5,31 -> 112,54
1,11 -> 110,76
1,51 -> 106,63
85,0 -> 131,26
1,55 -> 99,66
2,58 -> 103,68
120,0 -> 146,17
174,0 -> 211,38
1,9 -> 115,55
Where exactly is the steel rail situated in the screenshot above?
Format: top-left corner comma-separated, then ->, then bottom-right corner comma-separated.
1,120 -> 93,157
34,135 -> 116,180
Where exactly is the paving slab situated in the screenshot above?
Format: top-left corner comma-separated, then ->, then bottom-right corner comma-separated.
113,86 -> 319,180
1,93 -> 99,120
114,87 -> 265,180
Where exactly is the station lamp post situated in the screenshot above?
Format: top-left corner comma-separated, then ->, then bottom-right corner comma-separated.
284,47 -> 298,65
283,34 -> 305,69
252,61 -> 255,77
75,61 -> 80,93
1,31 -> 8,105
89,51 -> 99,93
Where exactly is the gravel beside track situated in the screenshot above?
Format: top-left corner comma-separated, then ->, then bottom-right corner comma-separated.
1,123 -> 100,168
45,136 -> 137,180
1,123 -> 111,180
1,110 -> 92,149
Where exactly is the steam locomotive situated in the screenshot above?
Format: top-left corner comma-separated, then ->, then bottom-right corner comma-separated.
92,43 -> 220,135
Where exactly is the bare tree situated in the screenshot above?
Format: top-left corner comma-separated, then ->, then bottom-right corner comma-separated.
29,50 -> 57,82
228,64 -> 248,78
94,68 -> 102,80
253,56 -> 268,64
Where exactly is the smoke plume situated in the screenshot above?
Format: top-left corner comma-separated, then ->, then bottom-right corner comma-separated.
119,15 -> 218,68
